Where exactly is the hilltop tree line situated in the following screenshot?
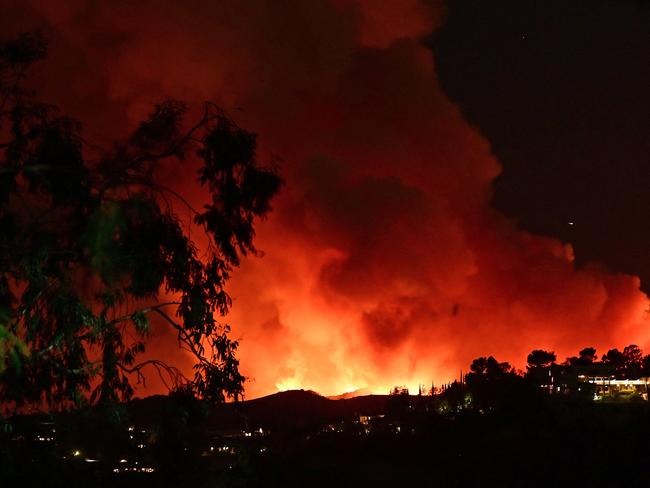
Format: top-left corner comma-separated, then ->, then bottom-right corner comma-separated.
463,343 -> 650,391
392,343 -> 650,397
527,344 -> 649,373
387,343 -> 650,416
465,343 -> 650,383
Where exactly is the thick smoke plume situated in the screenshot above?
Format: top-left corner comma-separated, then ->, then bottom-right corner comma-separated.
4,0 -> 648,397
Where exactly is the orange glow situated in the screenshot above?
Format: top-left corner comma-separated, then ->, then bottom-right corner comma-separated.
8,0 -> 650,399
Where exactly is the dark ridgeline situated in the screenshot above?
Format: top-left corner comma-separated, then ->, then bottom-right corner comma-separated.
4,343 -> 650,487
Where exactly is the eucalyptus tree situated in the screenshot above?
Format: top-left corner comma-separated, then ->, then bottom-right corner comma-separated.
0,33 -> 281,411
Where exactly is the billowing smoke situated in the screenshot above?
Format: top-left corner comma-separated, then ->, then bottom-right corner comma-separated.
4,0 -> 648,397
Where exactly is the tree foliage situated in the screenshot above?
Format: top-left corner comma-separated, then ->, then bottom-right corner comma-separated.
526,349 -> 556,369
467,356 -> 512,379
0,33 -> 282,411
601,348 -> 625,370
464,356 -> 529,413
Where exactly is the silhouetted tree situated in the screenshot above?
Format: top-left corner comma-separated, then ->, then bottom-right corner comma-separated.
601,349 -> 625,366
525,350 -> 557,389
526,350 -> 556,369
623,345 -> 642,366
601,348 -> 626,376
565,347 -> 597,366
623,344 -> 643,378
0,33 -> 282,411
465,356 -> 530,413
468,356 -> 512,379
642,355 -> 650,376
579,347 -> 597,363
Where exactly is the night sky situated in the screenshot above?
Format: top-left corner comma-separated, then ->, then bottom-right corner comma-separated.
2,0 -> 649,397
433,0 -> 650,286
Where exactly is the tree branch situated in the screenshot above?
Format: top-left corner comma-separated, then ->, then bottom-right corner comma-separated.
149,307 -> 210,364
117,359 -> 187,390
108,301 -> 181,327
125,101 -> 221,172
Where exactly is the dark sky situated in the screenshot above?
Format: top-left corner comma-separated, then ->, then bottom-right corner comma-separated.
432,0 -> 650,288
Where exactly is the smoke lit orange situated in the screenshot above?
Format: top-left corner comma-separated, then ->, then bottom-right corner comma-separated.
6,0 -> 649,399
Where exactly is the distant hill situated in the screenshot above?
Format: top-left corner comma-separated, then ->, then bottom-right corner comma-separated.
237,390 -> 391,430
15,389 -> 395,436
240,389 -> 333,430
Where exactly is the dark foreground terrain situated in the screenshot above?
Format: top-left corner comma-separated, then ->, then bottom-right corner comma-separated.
3,389 -> 650,487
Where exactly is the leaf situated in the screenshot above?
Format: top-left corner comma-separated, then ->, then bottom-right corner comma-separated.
132,311 -> 149,336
